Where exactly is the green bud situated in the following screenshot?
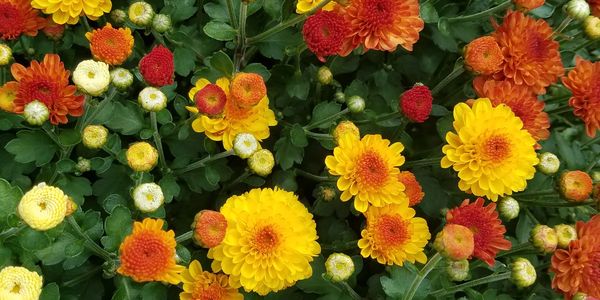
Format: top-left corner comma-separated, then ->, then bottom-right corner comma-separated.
511,258 -> 536,288
498,196 -> 520,221
446,260 -> 469,282
347,95 -> 365,113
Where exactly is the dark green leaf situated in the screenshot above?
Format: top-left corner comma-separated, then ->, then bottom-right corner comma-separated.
290,124 -> 308,147
210,51 -> 235,78
40,283 -> 60,300
203,21 -> 237,41
5,130 -> 58,166
174,47 -> 197,77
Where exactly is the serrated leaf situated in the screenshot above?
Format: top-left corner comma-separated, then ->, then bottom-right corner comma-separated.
105,102 -> 144,135
421,1 -> 439,23
274,136 -> 304,170
0,179 -> 22,225
5,130 -> 58,166
159,174 -> 180,203
308,102 -> 341,129
140,283 -> 167,300
103,206 -> 132,251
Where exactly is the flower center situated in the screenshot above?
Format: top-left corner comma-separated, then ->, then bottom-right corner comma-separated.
38,201 -> 47,211
356,150 -> 388,188
0,4 -> 22,39
481,134 -> 511,163
525,32 -> 547,60
363,0 -> 393,28
251,225 -> 279,254
87,71 -> 96,79
374,215 -> 409,248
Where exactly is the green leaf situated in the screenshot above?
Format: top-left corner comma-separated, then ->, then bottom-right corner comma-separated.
102,194 -> 128,214
35,233 -> 76,265
102,206 -> 132,251
0,179 -> 22,225
159,174 -> 180,203
344,80 -> 368,99
204,2 -> 229,22
40,283 -> 60,300
5,130 -> 58,166
203,21 -> 237,41
243,63 -> 271,81
420,1 -> 439,23
210,51 -> 234,78
55,175 -> 92,205
56,159 -> 76,173
430,104 -> 450,117
274,136 -> 304,170
140,283 -> 167,300
264,0 -> 283,20
19,228 -> 51,251
174,47 -> 197,77
286,73 -> 310,100
163,0 -> 198,22
381,264 -> 430,299
516,212 -> 535,243
308,102 -> 341,129
105,101 -> 144,135
290,124 -> 308,147
58,129 -> 82,146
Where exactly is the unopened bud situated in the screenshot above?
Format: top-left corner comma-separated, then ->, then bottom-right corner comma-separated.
128,1 -> 155,27
537,152 -> 560,175
82,125 -> 109,149
559,170 -> 593,202
566,0 -> 591,21
152,14 -> 172,33
554,224 -> 577,249
325,253 -> 354,282
446,260 -> 469,282
511,257 -> 536,288
23,100 -> 49,125
347,95 -> 365,113
530,224 -> 558,254
498,196 -> 520,221
317,66 -> 333,85
248,149 -> 274,177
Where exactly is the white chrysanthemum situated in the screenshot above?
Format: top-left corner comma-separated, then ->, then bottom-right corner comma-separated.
17,182 -> 68,231
110,68 -> 134,90
23,100 -> 49,125
138,87 -> 167,112
73,60 -> 110,96
325,253 -> 354,282
233,133 -> 259,159
133,183 -> 164,213
0,266 -> 43,300
128,1 -> 155,26
248,149 -> 274,177
0,44 -> 12,66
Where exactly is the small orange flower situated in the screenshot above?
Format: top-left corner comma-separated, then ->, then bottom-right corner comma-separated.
562,57 -> 600,137
559,170 -> 593,202
229,73 -> 267,108
464,36 -> 504,75
514,0 -> 545,11
0,0 -> 46,40
180,260 -> 243,300
118,218 -> 185,284
434,224 -> 475,261
191,210 -> 227,248
85,23 -> 134,66
0,82 -> 18,112
397,171 -> 424,206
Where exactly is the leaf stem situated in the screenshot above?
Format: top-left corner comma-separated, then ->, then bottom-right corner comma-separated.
403,253 -> 443,300
173,150 -> 234,174
430,272 -> 511,297
175,230 -> 193,243
304,108 -> 350,130
150,112 -> 169,172
515,189 -> 556,197
304,130 -> 333,140
403,157 -> 443,168
354,111 -> 401,125
234,2 -> 248,71
582,136 -> 600,148
295,169 -> 335,182
67,216 -> 115,262
517,198 -> 596,207
0,224 -> 26,241
225,0 -> 238,29
431,63 -> 465,96
446,0 -> 512,22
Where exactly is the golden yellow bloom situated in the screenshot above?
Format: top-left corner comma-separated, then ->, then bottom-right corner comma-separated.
0,266 -> 43,300
82,124 -> 108,149
208,188 -> 320,295
441,98 -> 538,201
180,260 -> 243,300
358,203 -> 430,266
187,77 -> 277,150
31,0 -> 112,25
126,142 -> 159,172
17,182 -> 68,231
325,134 -> 407,212
332,120 -> 360,144
296,0 -> 336,14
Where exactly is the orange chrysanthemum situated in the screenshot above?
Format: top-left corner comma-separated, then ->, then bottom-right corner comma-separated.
85,23 -> 134,66
0,82 -> 18,112
180,260 -> 243,300
562,58 -> 600,137
473,78 -> 549,146
192,210 -> 227,249
464,36 -> 504,75
446,198 -> 512,266
514,0 -> 544,11
551,215 -> 600,298
337,0 -> 424,55
0,0 -> 46,40
9,54 -> 84,125
397,171 -> 424,207
491,10 -> 564,94
118,218 -> 185,284
229,72 -> 267,108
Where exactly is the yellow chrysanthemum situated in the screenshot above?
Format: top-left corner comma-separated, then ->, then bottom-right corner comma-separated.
17,182 -> 68,231
441,98 -> 538,201
325,134 -> 408,212
180,260 -> 243,300
296,0 -> 336,14
31,0 -> 112,25
358,204 -> 430,266
126,142 -> 159,172
0,266 -> 43,300
187,78 -> 277,150
208,188 -> 320,296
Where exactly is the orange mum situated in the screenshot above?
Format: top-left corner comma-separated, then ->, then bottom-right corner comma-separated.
0,82 -> 18,112
397,171 -> 424,206
514,0 -> 545,11
562,58 -> 600,137
118,218 -> 185,284
9,54 -> 84,125
551,215 -> 600,298
0,0 -> 46,40
191,210 -> 227,249
446,198 -> 512,266
85,23 -> 134,66
473,78 -> 550,146
337,0 -> 424,55
491,10 -> 564,94
464,36 -> 504,75
229,72 -> 267,108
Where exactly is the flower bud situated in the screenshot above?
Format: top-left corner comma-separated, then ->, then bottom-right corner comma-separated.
559,170 -> 593,202
233,133 -> 259,159
537,152 -> 560,175
0,43 -> 12,66
42,19 -> 65,41
584,16 -> 600,40
23,100 -> 49,125
191,210 -> 227,248
530,224 -> 558,254
313,184 -> 338,202
248,149 -> 275,177
334,91 -> 346,103
152,14 -> 172,33
73,60 -> 111,96
593,182 -> 600,202
82,125 -> 109,149
511,257 -> 536,288
65,197 -> 78,217
75,157 -> 91,174
592,171 -> 600,182
110,68 -> 134,91
573,292 -> 590,300
347,95 -> 365,113
128,1 -> 155,27
498,196 -> 520,221
230,72 -> 267,108
325,253 -> 354,282
110,9 -> 127,25
446,259 -> 469,282
554,224 -> 577,249
138,87 -> 167,112
433,224 -> 475,260
194,84 -> 227,117
400,84 -> 433,123
332,120 -> 360,144
317,66 -> 333,85
566,0 -> 591,21
398,171 -> 425,207
132,183 -> 164,213
126,142 -> 159,172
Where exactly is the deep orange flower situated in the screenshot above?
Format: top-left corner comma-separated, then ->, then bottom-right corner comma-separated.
42,18 -> 64,40
464,36 -> 504,75
0,82 -> 18,112
397,171 -> 424,207
10,54 -> 84,125
551,215 -> 600,298
85,23 -> 134,66
491,10 -> 564,94
192,210 -> 227,249
588,0 -> 600,17
337,0 -> 424,55
562,58 -> 600,137
0,0 -> 46,40
446,198 -> 512,266
514,0 -> 544,11
229,72 -> 266,108
473,77 -> 550,146
118,218 -> 185,284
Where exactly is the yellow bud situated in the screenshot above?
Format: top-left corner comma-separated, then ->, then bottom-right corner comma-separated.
82,125 -> 109,149
126,142 -> 159,172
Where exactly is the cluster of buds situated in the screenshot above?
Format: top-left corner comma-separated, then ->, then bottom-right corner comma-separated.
127,2 -> 172,33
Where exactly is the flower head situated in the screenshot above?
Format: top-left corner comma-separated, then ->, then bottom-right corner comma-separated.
85,23 -> 134,66
530,224 -> 558,254
0,43 -> 12,65
0,82 -> 17,112
42,19 -> 64,40
0,266 -> 43,300
192,210 -> 227,249
464,36 -> 504,75
31,0 -> 111,24
10,54 -> 84,125
434,224 -> 475,261
194,83 -> 228,117
23,100 -> 49,125
230,73 -> 267,108
118,218 -> 184,284
126,142 -> 159,172
73,60 -> 110,96
325,253 -> 355,282
537,152 -> 560,175
152,14 -> 172,33
358,203 -> 430,266
562,58 -> 600,137
584,15 -> 600,39
133,183 -> 164,213
397,171 -> 424,207
233,133 -> 259,159
208,188 -> 320,295
139,45 -> 174,87
446,198 -> 512,266
0,0 -> 46,40
180,260 -> 243,300
559,170 -> 593,202
82,124 -> 108,149
110,68 -> 134,91
566,0 -> 590,20
302,10 -> 350,62
296,0 -> 336,14
441,98 -> 538,201
511,257 -> 537,288
400,84 -> 433,123
514,0 -> 544,11
138,87 -> 167,112
128,1 -> 155,26
248,149 -> 275,177
317,66 -> 333,85
325,134 -> 407,212
17,182 -> 68,231
332,120 -> 360,144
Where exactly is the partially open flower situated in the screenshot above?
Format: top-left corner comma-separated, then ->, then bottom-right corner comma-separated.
73,60 -> 110,96
126,142 -> 159,172
152,14 -> 172,33
82,125 -> 109,149
191,210 -> 227,248
233,133 -> 259,159
17,183 -> 68,231
194,83 -> 227,117
110,68 -> 134,91
0,44 -> 12,66
511,257 -> 537,288
139,45 -> 174,87
325,253 -> 354,282
434,224 -> 475,261
332,121 -> 360,144
230,72 -> 267,108
530,224 -> 558,254
398,171 -> 424,207
133,183 -> 164,213
128,1 -> 155,27
0,266 -> 43,300
554,224 -> 577,249
559,170 -> 593,202
248,149 -> 275,177
23,100 -> 49,125
464,36 -> 503,75
138,87 -> 167,112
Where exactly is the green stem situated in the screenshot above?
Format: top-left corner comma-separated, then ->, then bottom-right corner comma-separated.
295,169 -> 335,182
173,150 -> 234,174
304,108 -> 350,130
67,216 -> 114,262
225,0 -> 238,29
430,272 -> 511,297
554,16 -> 573,36
403,253 -> 443,300
446,0 -> 512,22
515,189 -> 555,197
321,240 -> 358,251
524,207 -> 540,224
81,17 -> 92,33
234,2 -> 248,71
518,198 -> 596,207
354,111 -> 401,125
582,136 -> 600,147
150,112 -> 169,172
305,130 -> 333,140
403,157 -> 443,168
85,88 -> 116,126
0,224 -> 26,240
339,281 -> 362,300
432,64 -> 465,96
63,266 -> 102,287
546,105 -> 571,115
175,230 -> 193,243
223,169 -> 251,190
42,126 -> 65,151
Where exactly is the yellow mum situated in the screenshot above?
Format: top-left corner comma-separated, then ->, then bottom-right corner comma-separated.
31,0 -> 112,25
0,266 -> 43,300
208,188 -> 320,296
180,260 -> 243,300
441,98 -> 539,201
358,204 -> 430,266
325,134 -> 407,212
187,78 -> 277,150
296,0 -> 336,13
17,183 -> 68,231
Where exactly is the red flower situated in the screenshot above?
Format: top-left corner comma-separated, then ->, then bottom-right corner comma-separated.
0,0 -> 46,40
562,57 -> 600,137
194,84 -> 227,117
399,84 -> 432,123
302,10 -> 350,62
139,45 -> 174,87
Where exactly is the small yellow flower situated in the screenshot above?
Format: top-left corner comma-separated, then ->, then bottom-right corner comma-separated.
82,125 -> 109,149
332,121 -> 360,144
17,183 -> 68,231
126,142 -> 159,172
128,1 -> 155,27
31,0 -> 112,25
296,0 -> 336,14
0,266 -> 43,300
180,260 -> 243,300
248,149 -> 274,177
0,44 -> 12,66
